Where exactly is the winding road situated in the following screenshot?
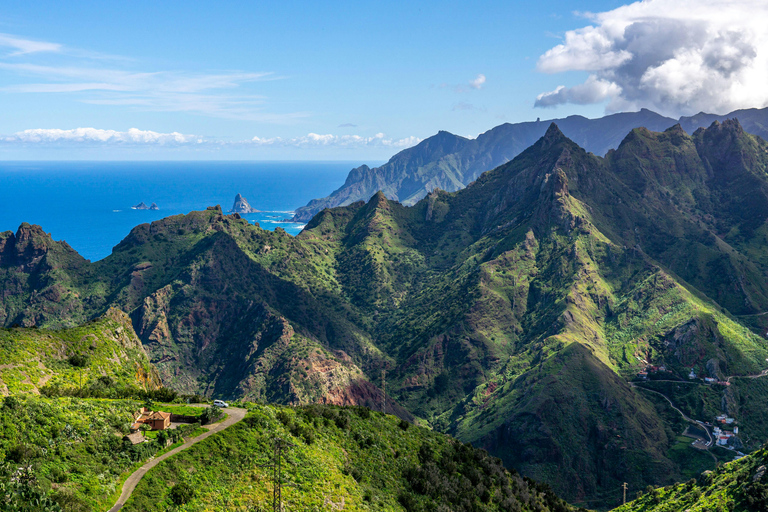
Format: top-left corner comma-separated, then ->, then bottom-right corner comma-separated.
107,406 -> 247,512
630,383 -> 718,463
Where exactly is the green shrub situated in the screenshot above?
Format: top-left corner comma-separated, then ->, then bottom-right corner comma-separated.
169,482 -> 195,505
67,354 -> 89,367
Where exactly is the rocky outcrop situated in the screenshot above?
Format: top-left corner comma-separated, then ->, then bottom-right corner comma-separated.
229,193 -> 260,213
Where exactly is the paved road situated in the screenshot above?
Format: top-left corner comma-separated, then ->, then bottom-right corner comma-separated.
631,383 -> 717,463
107,406 -> 247,512
727,369 -> 768,383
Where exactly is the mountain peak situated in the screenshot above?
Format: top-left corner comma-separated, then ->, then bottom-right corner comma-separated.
710,117 -> 745,135
544,122 -> 565,140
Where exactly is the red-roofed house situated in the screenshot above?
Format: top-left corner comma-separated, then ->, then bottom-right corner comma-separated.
131,407 -> 171,431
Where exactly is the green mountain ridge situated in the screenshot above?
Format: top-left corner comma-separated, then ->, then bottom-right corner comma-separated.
4,120 -> 768,508
292,107 -> 768,223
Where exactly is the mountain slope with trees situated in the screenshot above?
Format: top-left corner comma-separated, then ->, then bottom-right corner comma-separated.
4,120 -> 768,508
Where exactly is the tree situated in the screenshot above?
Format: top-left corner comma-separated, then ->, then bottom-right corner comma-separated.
169,482 -> 195,505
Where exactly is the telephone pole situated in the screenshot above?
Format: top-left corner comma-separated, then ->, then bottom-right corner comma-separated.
622,482 -> 628,505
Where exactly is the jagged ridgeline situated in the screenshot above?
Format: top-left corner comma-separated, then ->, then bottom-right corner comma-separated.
292,106 -> 768,222
4,119 -> 768,508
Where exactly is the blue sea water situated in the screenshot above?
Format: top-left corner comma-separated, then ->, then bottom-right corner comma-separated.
0,161 -> 362,262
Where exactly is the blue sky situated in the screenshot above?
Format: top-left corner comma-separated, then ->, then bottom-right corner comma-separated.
1,0 -> 765,160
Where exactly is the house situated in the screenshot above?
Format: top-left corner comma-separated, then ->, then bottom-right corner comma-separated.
704,377 -> 717,384
131,407 -> 172,431
688,369 -> 697,379
145,411 -> 171,430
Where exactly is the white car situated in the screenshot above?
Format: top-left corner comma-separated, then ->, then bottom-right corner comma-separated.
213,400 -> 229,408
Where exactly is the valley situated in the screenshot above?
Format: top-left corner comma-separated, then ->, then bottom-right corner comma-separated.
4,119 -> 768,510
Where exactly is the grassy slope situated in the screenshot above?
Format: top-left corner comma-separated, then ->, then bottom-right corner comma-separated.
614,445 -> 768,512
123,403 -> 578,512
0,308 -> 159,396
0,395 -> 150,512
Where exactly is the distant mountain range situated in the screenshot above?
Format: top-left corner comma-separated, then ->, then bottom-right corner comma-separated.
292,107 -> 768,221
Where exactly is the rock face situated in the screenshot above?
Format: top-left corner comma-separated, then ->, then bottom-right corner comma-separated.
132,202 -> 156,210
229,193 -> 259,213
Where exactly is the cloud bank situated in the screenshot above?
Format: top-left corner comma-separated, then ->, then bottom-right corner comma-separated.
535,0 -> 768,115
251,132 -> 421,149
3,128 -> 199,145
1,127 -> 421,150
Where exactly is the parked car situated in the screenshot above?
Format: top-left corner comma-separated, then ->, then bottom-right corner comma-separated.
213,400 -> 229,408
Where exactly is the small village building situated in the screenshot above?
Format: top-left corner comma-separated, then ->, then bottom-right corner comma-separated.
704,377 -> 717,384
146,411 -> 171,430
688,369 -> 697,379
130,407 -> 172,431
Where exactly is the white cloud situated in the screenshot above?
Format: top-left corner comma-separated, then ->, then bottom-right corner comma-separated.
1,127 -> 420,150
3,127 -> 198,145
0,33 -> 297,121
251,132 -> 421,149
535,76 -> 622,107
535,0 -> 768,116
0,33 -> 61,56
469,74 -> 486,89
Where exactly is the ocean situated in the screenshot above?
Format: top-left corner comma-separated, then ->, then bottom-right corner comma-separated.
0,161 -> 363,262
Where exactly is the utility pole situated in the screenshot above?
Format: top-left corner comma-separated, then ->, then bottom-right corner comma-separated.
259,437 -> 296,512
622,482 -> 628,505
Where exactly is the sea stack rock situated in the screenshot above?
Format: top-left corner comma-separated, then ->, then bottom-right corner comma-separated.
131,202 -> 149,210
149,203 -> 159,210
229,193 -> 260,213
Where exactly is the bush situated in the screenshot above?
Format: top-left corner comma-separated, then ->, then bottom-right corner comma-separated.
68,354 -> 89,367
200,406 -> 224,425
169,482 -> 195,505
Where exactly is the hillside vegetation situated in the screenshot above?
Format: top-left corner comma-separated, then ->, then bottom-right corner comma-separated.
614,444 -> 768,512
0,395 -> 155,511
0,308 -> 160,396
123,403 -> 579,512
5,120 -> 768,507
